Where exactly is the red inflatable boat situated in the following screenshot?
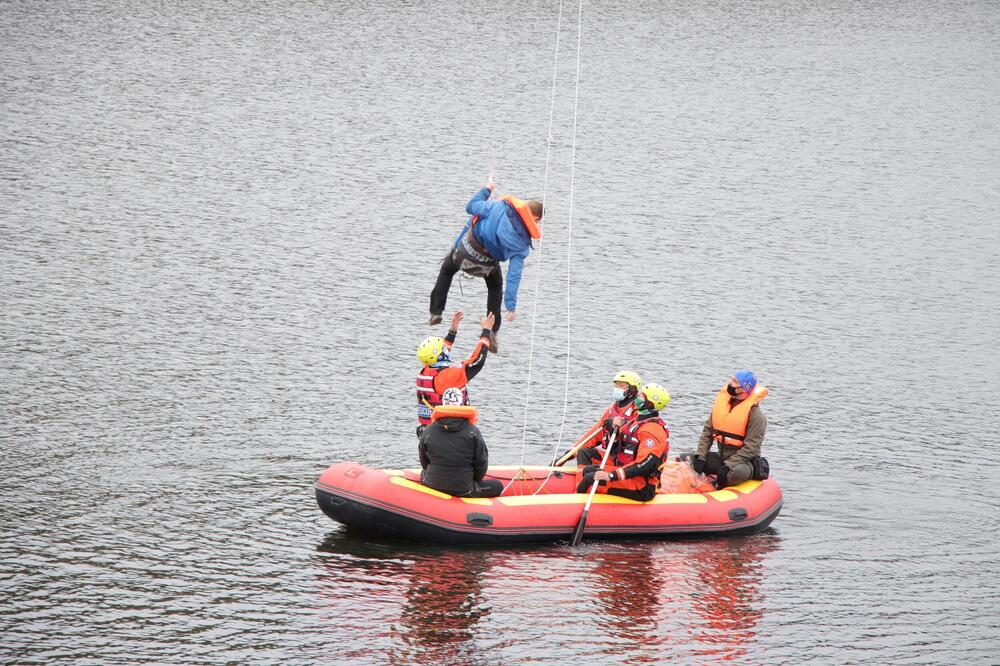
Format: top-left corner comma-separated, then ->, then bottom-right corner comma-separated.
315,462 -> 782,545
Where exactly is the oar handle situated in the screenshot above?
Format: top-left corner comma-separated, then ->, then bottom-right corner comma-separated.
554,423 -> 604,467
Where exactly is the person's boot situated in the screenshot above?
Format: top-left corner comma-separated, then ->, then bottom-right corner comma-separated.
486,330 -> 499,353
428,313 -> 442,326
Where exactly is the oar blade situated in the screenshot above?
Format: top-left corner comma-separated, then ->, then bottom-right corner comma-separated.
570,508 -> 589,546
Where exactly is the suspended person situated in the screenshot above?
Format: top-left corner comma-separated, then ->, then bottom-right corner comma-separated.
685,370 -> 769,489
578,383 -> 671,502
418,405 -> 503,498
428,181 -> 543,354
415,311 -> 495,438
552,371 -> 643,466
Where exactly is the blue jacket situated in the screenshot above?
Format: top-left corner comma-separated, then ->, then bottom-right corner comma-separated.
453,188 -> 533,312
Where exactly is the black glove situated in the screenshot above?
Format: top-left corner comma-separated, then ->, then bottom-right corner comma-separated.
715,465 -> 730,489
602,418 -> 613,432
692,456 -> 706,475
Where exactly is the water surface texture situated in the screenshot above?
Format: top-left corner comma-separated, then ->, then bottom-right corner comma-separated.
2,0 -> 999,663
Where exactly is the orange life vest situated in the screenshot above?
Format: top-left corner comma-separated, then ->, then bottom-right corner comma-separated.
416,366 -> 469,425
501,195 -> 541,239
709,384 -> 768,448
604,416 -> 669,492
430,405 -> 478,424
614,417 -> 668,466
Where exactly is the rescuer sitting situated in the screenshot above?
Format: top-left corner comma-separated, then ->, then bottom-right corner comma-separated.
418,404 -> 503,498
552,370 -> 643,467
415,311 -> 494,439
578,383 -> 671,502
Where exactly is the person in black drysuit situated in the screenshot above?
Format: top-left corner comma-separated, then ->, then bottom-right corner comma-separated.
418,406 -> 503,498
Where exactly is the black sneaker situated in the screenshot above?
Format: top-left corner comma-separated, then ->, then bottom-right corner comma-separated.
428,314 -> 443,326
486,330 -> 499,353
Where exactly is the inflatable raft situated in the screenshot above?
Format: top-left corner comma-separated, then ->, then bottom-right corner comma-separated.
315,462 -> 782,545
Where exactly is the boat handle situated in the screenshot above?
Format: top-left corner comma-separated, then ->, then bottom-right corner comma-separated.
728,507 -> 748,521
466,512 -> 493,526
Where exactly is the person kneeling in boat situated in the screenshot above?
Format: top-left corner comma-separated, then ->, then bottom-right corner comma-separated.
554,370 -> 643,467
416,311 -> 495,439
578,383 -> 671,502
686,370 -> 769,489
418,405 -> 503,498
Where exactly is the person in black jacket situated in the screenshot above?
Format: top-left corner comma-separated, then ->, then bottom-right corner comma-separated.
418,405 -> 503,498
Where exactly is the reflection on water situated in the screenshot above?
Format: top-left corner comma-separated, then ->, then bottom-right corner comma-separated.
685,537 -> 776,659
316,529 -> 780,663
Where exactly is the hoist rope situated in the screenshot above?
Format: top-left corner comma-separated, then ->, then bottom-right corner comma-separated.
515,0 -> 567,471
505,0 -> 586,497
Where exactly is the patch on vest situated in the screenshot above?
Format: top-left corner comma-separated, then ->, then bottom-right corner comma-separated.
441,387 -> 465,406
644,438 -> 655,448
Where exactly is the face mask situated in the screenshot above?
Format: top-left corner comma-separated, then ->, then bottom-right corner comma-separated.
612,387 -> 626,401
633,397 -> 646,411
727,384 -> 738,396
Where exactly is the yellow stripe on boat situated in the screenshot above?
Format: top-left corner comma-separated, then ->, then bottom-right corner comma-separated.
390,476 -> 452,499
728,480 -> 763,494
706,489 -> 740,501
389,476 -> 494,504
499,492 -> 708,506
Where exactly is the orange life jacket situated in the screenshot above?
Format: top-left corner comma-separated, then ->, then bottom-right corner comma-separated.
416,366 -> 469,425
501,195 -> 541,239
709,384 -> 768,448
604,416 -> 669,492
430,405 -> 478,424
614,416 -> 668,466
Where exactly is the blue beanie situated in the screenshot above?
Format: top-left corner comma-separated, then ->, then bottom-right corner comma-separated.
734,369 -> 758,393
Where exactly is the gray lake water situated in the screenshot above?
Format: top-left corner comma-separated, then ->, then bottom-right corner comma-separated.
2,0 -> 999,663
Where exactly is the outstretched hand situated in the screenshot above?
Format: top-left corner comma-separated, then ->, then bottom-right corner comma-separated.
480,312 -> 496,330
486,180 -> 496,192
450,310 -> 464,331
505,310 -> 516,322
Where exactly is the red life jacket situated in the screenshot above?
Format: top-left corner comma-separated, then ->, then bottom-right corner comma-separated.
614,415 -> 667,467
416,366 -> 469,425
602,399 -> 639,446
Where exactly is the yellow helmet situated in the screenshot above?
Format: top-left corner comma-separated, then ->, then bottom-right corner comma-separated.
640,382 -> 670,411
612,370 -> 642,388
417,337 -> 447,366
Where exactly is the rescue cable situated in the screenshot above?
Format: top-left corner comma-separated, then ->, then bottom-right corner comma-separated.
504,0 -> 586,496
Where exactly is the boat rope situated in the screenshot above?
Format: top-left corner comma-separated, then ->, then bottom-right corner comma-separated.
511,0 -> 569,487
486,31 -> 505,185
511,0 -> 586,497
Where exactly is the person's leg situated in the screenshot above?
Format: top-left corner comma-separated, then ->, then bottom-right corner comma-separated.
575,466 -> 607,493
718,461 -> 753,488
484,267 -> 503,333
467,479 -> 504,498
576,448 -> 603,466
429,250 -> 460,320
606,485 -> 656,502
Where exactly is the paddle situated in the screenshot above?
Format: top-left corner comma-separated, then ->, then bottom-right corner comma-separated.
571,428 -> 618,546
552,423 -> 604,467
